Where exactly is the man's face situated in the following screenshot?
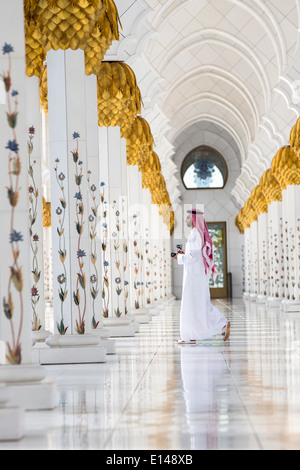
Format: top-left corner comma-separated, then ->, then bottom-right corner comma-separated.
186,213 -> 193,228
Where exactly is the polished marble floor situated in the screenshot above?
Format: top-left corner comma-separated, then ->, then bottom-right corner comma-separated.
2,297 -> 300,450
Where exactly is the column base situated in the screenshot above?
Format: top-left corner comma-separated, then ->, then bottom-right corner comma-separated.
154,301 -> 167,310
32,334 -> 107,364
256,294 -> 267,304
91,328 -> 116,354
144,306 -> 160,316
267,296 -> 282,307
128,310 -> 152,324
102,317 -> 137,336
281,299 -> 300,313
0,364 -> 57,411
32,329 -> 52,342
0,406 -> 25,441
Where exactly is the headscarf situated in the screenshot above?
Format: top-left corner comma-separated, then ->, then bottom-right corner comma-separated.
190,211 -> 218,283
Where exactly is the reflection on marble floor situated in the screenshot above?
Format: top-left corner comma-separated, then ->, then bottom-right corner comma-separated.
3,298 -> 300,450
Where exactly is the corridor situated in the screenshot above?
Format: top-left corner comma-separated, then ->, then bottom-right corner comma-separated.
2,299 -> 300,451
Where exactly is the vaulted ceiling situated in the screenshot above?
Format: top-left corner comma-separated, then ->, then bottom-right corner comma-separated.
106,0 -> 300,210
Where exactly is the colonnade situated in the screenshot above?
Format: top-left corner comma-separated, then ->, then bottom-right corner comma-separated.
0,0 -> 174,441
236,119 -> 300,313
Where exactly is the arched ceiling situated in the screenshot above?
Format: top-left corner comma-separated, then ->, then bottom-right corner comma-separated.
106,0 -> 300,209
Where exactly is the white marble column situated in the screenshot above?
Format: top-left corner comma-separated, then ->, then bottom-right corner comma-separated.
43,49 -> 106,363
127,165 -> 151,323
281,185 -> 300,312
25,75 -> 50,341
249,221 -> 259,300
151,203 -> 164,304
141,187 -> 154,307
243,227 -> 251,298
267,200 -> 283,307
98,126 -> 136,336
257,212 -> 269,303
0,1 -> 56,417
84,75 -> 116,353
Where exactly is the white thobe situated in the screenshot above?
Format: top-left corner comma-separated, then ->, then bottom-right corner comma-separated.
177,228 -> 228,341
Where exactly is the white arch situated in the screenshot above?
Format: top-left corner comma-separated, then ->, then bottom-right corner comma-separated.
170,113 -> 246,164
161,65 -> 260,131
157,30 -> 271,109
171,92 -> 253,145
150,0 -> 290,72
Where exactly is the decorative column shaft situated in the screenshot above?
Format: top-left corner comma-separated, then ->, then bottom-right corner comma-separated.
0,1 -> 56,414
25,75 -> 49,340
0,25 -> 33,365
98,126 -> 127,320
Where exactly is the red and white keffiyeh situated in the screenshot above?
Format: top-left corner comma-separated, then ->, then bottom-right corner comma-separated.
191,211 -> 218,283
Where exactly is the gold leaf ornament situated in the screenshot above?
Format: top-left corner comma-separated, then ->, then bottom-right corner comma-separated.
97,62 -> 142,133
24,0 -> 121,77
290,117 -> 300,159
259,169 -> 282,205
85,0 -> 122,75
126,117 -> 154,166
271,146 -> 300,188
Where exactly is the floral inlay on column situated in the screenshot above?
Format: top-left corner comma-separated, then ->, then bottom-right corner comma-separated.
122,198 -> 129,315
54,158 -> 68,334
298,218 -> 300,298
72,132 -> 86,334
133,214 -> 141,310
27,126 -> 42,332
145,239 -> 152,304
100,182 -> 109,318
1,43 -> 24,364
112,200 -> 122,317
87,171 -> 99,329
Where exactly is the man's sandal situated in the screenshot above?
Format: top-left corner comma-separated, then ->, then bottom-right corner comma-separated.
223,322 -> 231,342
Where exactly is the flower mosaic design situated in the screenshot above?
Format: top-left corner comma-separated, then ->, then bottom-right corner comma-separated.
54,157 -> 68,335
72,132 -> 87,334
144,234 -> 153,304
27,126 -> 42,332
1,43 -> 24,364
122,198 -> 129,315
132,213 -> 141,310
112,199 -> 123,318
100,182 -> 109,318
87,171 -> 100,329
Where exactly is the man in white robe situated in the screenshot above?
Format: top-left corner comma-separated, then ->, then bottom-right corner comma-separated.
173,209 -> 230,344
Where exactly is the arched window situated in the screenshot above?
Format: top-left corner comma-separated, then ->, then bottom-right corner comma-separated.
181,145 -> 228,190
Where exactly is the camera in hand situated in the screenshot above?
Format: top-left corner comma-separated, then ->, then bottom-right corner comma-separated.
171,244 -> 184,258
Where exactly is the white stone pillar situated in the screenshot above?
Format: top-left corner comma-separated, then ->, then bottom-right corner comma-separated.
151,204 -> 164,303
249,221 -> 259,300
44,49 -> 106,363
281,185 -> 300,312
98,127 -> 136,336
243,227 -> 251,298
267,200 -> 283,306
25,75 -> 50,341
85,74 -> 102,331
84,75 -> 116,354
257,212 -> 269,303
126,165 -> 150,323
141,187 -> 154,306
127,165 -> 141,311
0,1 -> 56,413
163,221 -> 172,298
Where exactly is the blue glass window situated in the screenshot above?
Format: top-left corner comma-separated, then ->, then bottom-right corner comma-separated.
181,145 -> 228,189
